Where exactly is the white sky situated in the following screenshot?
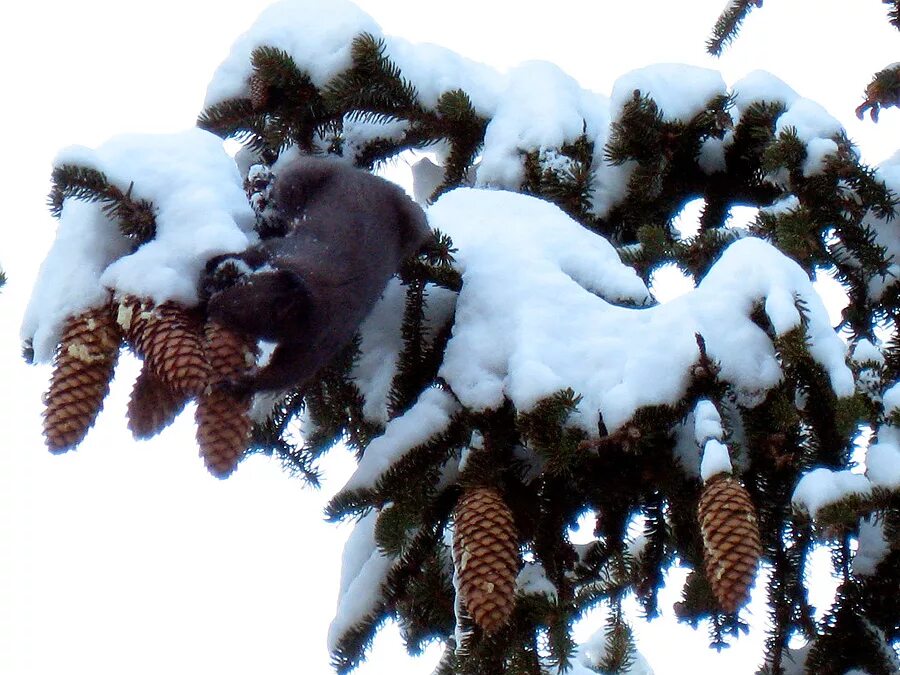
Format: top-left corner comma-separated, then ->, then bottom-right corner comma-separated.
0,2 -> 897,674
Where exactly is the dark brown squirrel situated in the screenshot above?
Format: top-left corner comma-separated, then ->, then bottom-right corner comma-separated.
205,156 -> 432,393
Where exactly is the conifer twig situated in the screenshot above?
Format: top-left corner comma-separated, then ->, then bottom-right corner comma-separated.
707,0 -> 764,56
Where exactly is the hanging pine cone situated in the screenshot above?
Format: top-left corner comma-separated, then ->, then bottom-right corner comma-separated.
126,362 -> 190,439
195,320 -> 256,478
43,302 -> 122,453
697,473 -> 762,613
249,72 -> 269,111
117,296 -> 209,397
452,486 -> 519,634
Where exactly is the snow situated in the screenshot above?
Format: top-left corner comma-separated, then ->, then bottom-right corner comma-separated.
700,439 -> 733,482
865,151 -> 900,294
23,129 -> 253,363
802,137 -> 839,177
516,561 -> 557,600
731,70 -> 799,115
427,189 -> 853,433
866,436 -> 900,489
411,157 -> 446,205
610,64 -> 727,122
774,98 -> 842,145
350,278 -> 406,425
780,643 -> 812,675
698,133 -> 729,173
730,70 -> 843,181
693,400 -> 724,446
477,60 -> 608,190
882,382 -> 900,415
791,468 -> 873,518
761,195 -> 800,217
328,510 -> 393,652
852,516 -> 888,577
204,0 -> 381,107
851,338 -> 884,365
21,200 -> 131,363
694,401 -> 733,481
627,532 -> 650,562
339,387 -> 460,493
673,414 -> 702,477
339,118 -> 410,165
206,6 -> 822,221
384,37 -> 504,115
573,624 -> 655,675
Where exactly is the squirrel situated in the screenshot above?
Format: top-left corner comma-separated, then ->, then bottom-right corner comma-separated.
205,156 -> 432,394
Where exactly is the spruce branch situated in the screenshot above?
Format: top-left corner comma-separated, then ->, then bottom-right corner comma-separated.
330,608 -> 390,675
885,0 -> 900,30
325,33 -> 424,123
522,134 -> 595,223
707,0 -> 764,56
49,164 -> 156,242
247,390 -> 322,486
856,63 -> 900,122
198,45 -> 336,156
197,98 -> 267,143
433,89 -> 488,194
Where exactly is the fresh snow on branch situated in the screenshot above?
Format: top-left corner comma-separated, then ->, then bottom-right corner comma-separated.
700,439 -> 733,482
731,70 -> 800,115
515,561 -> 557,600
205,0 -> 852,211
21,200 -> 131,362
426,188 -> 852,433
328,510 -> 393,652
23,129 -> 253,362
791,467 -> 873,518
852,516 -> 889,577
866,429 -> 900,489
205,0 -> 381,105
610,63 -> 726,122
693,400 -> 733,481
867,151 -> 900,300
339,387 -> 460,493
477,60 -> 609,190
693,399 -> 724,446
351,278 -> 457,425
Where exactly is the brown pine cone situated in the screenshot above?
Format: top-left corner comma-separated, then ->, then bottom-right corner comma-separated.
117,296 -> 209,397
249,72 -> 269,111
126,362 -> 190,439
43,303 -> 122,453
195,321 -> 256,478
452,486 -> 519,634
697,474 -> 762,613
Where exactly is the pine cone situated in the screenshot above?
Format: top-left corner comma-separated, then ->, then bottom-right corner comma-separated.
195,321 -> 256,478
43,303 -> 122,452
452,486 -> 519,634
249,72 -> 269,111
117,296 -> 209,397
697,474 -> 762,613
127,362 -> 190,439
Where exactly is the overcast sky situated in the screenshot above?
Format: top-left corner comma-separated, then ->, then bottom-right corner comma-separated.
0,2 -> 897,674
